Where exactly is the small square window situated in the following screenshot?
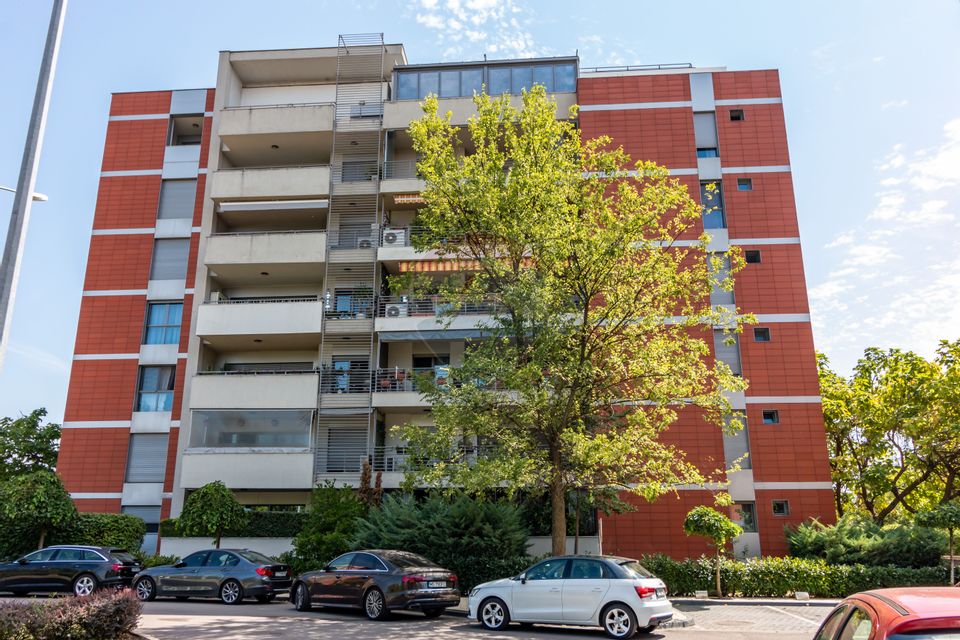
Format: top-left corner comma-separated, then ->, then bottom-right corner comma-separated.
737,178 -> 753,191
762,409 -> 780,424
744,250 -> 761,264
730,109 -> 745,121
772,500 -> 790,517
697,148 -> 719,158
754,327 -> 771,342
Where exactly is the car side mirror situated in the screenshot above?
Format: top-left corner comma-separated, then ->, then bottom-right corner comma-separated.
16,558 -> 28,565
174,561 -> 187,569
322,565 -> 332,572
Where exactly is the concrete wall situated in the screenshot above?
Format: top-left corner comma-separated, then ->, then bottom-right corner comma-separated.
189,372 -> 319,409
160,537 -> 294,558
180,451 -> 314,489
210,165 -> 330,200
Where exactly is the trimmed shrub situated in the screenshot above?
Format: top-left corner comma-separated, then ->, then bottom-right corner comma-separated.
0,589 -> 140,639
292,485 -> 366,573
132,552 -> 179,568
160,511 -> 307,539
73,513 -> 145,552
787,514 -> 946,568
641,554 -> 949,598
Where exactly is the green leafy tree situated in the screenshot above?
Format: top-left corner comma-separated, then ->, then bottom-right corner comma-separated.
0,408 -> 60,480
177,481 -> 248,549
819,342 -> 960,523
916,501 -> 960,584
683,505 -> 742,596
398,86 -> 748,556
292,483 -> 365,571
0,470 -> 77,549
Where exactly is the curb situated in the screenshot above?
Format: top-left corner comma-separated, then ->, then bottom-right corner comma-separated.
672,597 -> 840,608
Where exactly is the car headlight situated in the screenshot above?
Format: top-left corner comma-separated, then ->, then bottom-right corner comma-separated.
469,587 -> 480,597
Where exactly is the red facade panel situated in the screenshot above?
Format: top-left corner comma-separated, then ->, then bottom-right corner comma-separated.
93,175 -> 162,230
726,172 -> 799,237
578,74 -> 691,105
717,104 -> 790,168
754,489 -> 835,557
57,428 -> 130,492
713,70 -> 781,101
580,109 -> 696,168
100,120 -> 168,172
740,323 -> 819,396
82,234 -> 154,291
64,360 -> 139,422
747,403 -> 832,483
73,296 -> 147,355
603,491 -> 717,559
733,244 -> 809,314
109,91 -> 172,117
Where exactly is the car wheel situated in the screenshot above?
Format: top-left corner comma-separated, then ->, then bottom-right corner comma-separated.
219,579 -> 244,605
602,603 -> 638,639
293,583 -> 311,612
479,597 -> 510,631
73,574 -> 98,597
134,577 -> 157,602
363,587 -> 389,621
422,607 -> 444,618
255,594 -> 276,604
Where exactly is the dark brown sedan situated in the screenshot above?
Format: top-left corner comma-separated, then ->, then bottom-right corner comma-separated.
291,550 -> 460,619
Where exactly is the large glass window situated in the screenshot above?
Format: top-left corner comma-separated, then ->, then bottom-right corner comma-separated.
144,302 -> 183,345
532,65 -> 554,91
488,67 -> 511,95
189,410 -> 313,448
700,181 -> 726,230
397,72 -> 418,100
440,70 -> 460,98
461,68 -> 483,95
149,238 -> 189,281
554,64 -> 576,92
511,66 -> 532,94
137,366 -> 175,412
418,72 -> 439,99
525,558 -> 567,580
157,179 -> 197,220
395,62 -> 576,100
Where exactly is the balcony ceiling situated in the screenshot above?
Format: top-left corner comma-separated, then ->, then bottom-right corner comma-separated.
220,132 -> 332,167
228,45 -> 407,86
208,263 -> 325,287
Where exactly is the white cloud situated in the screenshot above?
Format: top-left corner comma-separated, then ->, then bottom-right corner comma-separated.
880,99 -> 909,110
415,0 -> 541,59
906,118 -> 960,191
867,191 -> 906,220
825,231 -> 855,248
842,244 -> 897,267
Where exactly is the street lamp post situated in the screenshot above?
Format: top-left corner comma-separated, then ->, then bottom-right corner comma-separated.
0,0 -> 68,369
0,187 -> 48,202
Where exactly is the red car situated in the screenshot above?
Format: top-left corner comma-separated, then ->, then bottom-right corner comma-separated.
814,588 -> 960,640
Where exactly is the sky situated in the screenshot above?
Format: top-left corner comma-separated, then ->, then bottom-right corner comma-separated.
0,0 -> 958,423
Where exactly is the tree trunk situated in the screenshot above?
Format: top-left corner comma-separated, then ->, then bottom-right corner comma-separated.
950,529 -> 955,586
215,530 -> 222,550
715,547 -> 722,597
574,491 -> 580,555
551,471 -> 567,557
37,528 -> 47,550
834,482 -> 844,518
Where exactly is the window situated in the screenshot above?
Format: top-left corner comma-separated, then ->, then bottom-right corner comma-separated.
137,366 -> 175,412
461,68 -> 483,95
737,178 -> 753,191
396,63 -> 576,101
713,331 -> 742,375
418,72 -> 439,99
730,109 -> 745,121
157,179 -> 197,219
488,67 -> 511,95
122,506 -> 161,534
440,70 -> 460,98
762,409 -> 780,424
25,549 -> 57,562
568,559 -> 611,579
772,500 -> 790,517
81,550 -> 104,561
167,115 -> 203,145
754,327 -> 771,342
532,65 -> 554,91
722,413 -> 751,469
814,606 -> 850,640
838,606 -> 873,640
125,433 -> 168,482
700,181 -> 726,229
734,502 -> 757,533
144,302 -> 183,345
555,64 -> 576,92
709,255 -> 734,305
54,548 -> 84,562
189,409 -> 313,448
206,551 -> 240,568
349,553 -> 387,571
149,238 -> 189,281
327,553 -> 355,571
511,66 -> 532,94
697,148 -> 719,158
526,558 -> 567,580
181,551 -> 209,568
694,112 -> 719,150
397,72 -> 418,100
744,250 -> 762,264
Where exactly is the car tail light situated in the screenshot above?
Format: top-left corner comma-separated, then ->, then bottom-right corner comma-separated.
635,586 -> 656,599
402,574 -> 425,587
111,563 -> 123,572
256,567 -> 273,577
448,573 -> 457,583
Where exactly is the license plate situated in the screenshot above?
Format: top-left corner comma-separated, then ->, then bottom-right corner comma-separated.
427,581 -> 446,588
656,588 -> 666,598
275,571 -> 287,577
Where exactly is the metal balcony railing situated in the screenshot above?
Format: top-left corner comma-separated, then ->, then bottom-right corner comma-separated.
198,368 -> 319,376
204,295 -> 321,305
313,444 -> 495,474
377,295 -> 503,318
323,296 -> 375,320
379,225 -> 425,247
381,160 -> 420,180
221,101 -> 335,111
319,365 -> 372,394
327,228 -> 378,250
373,367 -> 450,393
331,161 -> 380,183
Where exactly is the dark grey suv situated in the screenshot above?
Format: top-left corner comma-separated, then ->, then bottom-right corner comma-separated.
0,545 -> 141,596
133,549 -> 291,604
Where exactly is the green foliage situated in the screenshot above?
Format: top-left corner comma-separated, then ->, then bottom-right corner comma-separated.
683,506 -> 743,546
352,494 -> 531,591
0,588 -> 140,639
916,501 -> 960,531
132,552 -> 180,568
291,483 -> 365,572
0,471 -> 77,551
177,481 -> 248,549
641,554 -> 949,598
50,512 -> 146,553
0,409 -> 60,481
819,342 -> 960,522
161,511 -> 307,539
787,514 -> 946,568
402,82 -> 748,556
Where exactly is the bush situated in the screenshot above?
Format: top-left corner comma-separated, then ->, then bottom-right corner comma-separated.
2,512 -> 145,561
0,589 -> 140,639
640,554 -> 949,598
787,514 -> 946,568
132,552 -> 179,568
352,494 -> 532,591
292,484 -> 366,573
160,511 -> 307,539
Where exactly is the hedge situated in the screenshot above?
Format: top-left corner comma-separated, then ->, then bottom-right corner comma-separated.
160,510 -> 307,538
1,512 -> 145,561
0,589 -> 140,640
641,554 -> 950,598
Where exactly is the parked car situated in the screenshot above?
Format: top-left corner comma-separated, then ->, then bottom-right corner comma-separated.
468,555 -> 672,639
132,549 -> 291,604
0,545 -> 141,597
291,549 -> 459,619
813,587 -> 960,640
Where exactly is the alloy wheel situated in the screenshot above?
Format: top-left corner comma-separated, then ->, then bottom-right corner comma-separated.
221,580 -> 241,604
73,575 -> 96,597
481,601 -> 505,628
604,607 -> 633,638
365,589 -> 384,619
295,584 -> 310,611
135,578 -> 154,601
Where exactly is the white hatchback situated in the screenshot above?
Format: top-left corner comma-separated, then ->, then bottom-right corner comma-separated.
468,555 -> 672,639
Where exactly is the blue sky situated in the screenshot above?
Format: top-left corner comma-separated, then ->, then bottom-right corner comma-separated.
1,0 -> 958,422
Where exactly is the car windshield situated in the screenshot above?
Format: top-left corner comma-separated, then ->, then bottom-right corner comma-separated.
109,551 -> 138,563
619,561 -> 655,578
378,551 -> 438,568
237,551 -> 276,565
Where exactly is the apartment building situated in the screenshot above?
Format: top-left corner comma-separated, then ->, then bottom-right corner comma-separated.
57,34 -> 833,558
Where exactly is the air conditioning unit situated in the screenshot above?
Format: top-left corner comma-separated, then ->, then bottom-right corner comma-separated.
356,237 -> 373,249
210,291 -> 226,303
384,303 -> 408,318
382,228 -> 406,246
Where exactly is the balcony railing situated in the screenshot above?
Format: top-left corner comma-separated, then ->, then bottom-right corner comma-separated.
198,368 -> 318,376
373,367 -> 451,393
222,101 -> 335,111
377,295 -> 504,318
313,444 -> 495,474
323,296 -> 375,320
381,160 -> 420,180
319,365 -> 372,394
327,228 -> 378,250
204,295 -> 320,305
